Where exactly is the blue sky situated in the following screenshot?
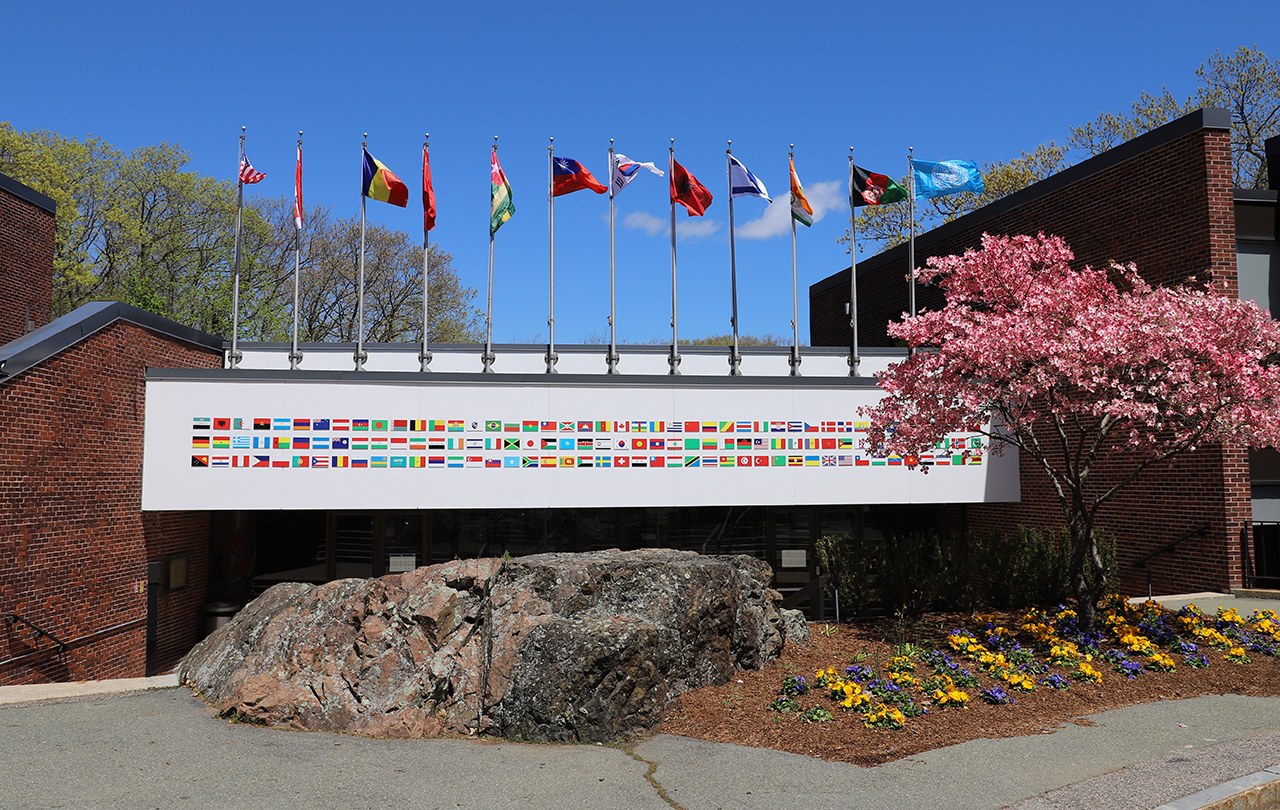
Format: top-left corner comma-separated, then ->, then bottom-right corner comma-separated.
4,1 -> 1278,345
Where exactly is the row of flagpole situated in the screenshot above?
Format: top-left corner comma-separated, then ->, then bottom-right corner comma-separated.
226,128 -> 983,377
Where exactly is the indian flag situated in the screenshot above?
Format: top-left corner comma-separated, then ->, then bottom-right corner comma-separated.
790,157 -> 814,227
491,151 -> 515,234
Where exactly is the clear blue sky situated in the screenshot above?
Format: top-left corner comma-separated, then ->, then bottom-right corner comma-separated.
4,1 -> 1277,345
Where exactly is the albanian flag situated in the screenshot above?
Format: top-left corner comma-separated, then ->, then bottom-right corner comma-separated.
670,158 -> 713,217
362,149 -> 409,207
552,156 -> 607,196
850,163 -> 908,207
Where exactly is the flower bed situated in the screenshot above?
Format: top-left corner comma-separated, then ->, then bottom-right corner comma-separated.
659,600 -> 1280,766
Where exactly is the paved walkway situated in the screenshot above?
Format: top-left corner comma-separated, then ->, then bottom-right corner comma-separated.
1,688 -> 1277,810
1,592 -> 1276,810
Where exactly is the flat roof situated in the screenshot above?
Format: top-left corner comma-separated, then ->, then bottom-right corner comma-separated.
812,107 -> 1233,296
0,171 -> 56,215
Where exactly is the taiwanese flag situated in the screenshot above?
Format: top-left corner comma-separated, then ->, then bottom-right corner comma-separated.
670,158 -> 713,216
552,157 -> 607,196
362,149 -> 409,207
850,163 -> 908,206
423,144 -> 436,231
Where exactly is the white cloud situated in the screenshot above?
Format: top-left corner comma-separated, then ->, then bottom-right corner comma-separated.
735,180 -> 845,240
622,211 -> 722,242
676,218 -> 720,241
623,211 -> 666,236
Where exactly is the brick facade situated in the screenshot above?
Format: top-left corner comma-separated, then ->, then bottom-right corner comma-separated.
0,175 -> 55,345
810,110 -> 1252,595
0,321 -> 222,684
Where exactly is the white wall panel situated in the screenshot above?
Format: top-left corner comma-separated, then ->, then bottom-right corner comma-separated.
143,375 -> 1019,511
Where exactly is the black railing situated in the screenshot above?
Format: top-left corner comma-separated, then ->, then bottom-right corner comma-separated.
780,574 -> 826,620
5,613 -> 69,652
1130,524 -> 1209,599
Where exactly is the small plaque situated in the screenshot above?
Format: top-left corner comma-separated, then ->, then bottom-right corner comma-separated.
780,549 -> 807,569
388,553 -> 416,574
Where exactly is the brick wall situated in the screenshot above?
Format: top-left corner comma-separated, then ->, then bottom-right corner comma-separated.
812,114 -> 1251,594
0,320 -> 222,684
0,183 -> 55,345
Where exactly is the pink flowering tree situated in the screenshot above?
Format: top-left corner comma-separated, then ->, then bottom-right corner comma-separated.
863,233 -> 1280,631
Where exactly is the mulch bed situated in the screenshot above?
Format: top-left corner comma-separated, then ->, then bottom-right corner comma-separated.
656,611 -> 1280,767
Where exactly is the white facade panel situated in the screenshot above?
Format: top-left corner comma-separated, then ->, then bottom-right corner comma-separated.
143,374 -> 1018,511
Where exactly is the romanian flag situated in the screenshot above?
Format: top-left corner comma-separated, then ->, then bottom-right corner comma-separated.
362,149 -> 409,207
491,151 -> 515,234
790,157 -> 814,227
552,157 -> 607,196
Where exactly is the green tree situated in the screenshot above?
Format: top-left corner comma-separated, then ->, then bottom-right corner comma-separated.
1070,46 -> 1280,188
0,123 -> 482,342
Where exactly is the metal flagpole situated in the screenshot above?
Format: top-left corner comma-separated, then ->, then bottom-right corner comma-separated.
483,136 -> 497,373
848,148 -> 860,377
546,138 -> 557,373
420,134 -> 432,372
668,139 -> 681,375
289,131 -> 303,371
908,146 -> 916,319
726,140 -> 741,376
355,134 -> 369,371
789,144 -> 801,377
607,139 -> 619,374
229,126 -> 245,369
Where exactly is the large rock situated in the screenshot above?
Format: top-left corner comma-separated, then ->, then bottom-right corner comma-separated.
180,549 -> 785,742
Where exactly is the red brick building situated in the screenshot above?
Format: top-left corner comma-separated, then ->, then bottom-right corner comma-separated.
810,108 -> 1280,596
0,171 -> 225,684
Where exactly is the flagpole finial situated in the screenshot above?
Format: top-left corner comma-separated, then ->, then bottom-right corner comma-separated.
610,138 -> 614,145
241,125 -> 246,132
493,135 -> 498,152
726,139 -> 732,154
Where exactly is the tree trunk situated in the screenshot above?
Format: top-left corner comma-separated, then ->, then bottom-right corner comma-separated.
1068,516 -> 1109,633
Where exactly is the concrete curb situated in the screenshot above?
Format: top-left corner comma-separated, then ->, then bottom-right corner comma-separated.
1154,766 -> 1280,810
0,673 -> 179,705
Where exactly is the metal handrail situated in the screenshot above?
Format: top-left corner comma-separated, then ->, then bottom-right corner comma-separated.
1129,524 -> 1209,600
0,617 -> 144,669
5,613 -> 69,651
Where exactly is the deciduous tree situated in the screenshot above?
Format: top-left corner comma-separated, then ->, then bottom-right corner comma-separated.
861,233 -> 1280,631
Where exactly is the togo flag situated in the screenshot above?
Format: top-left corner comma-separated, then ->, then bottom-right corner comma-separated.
912,159 -> 984,199
490,151 -> 515,234
789,157 -> 813,227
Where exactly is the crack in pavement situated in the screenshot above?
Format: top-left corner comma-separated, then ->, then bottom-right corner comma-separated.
619,745 -> 687,810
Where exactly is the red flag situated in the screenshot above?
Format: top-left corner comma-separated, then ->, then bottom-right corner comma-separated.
552,156 -> 607,196
293,145 -> 303,230
423,146 -> 436,232
670,158 -> 713,217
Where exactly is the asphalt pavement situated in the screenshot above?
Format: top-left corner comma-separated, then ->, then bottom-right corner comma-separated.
2,591 -> 1277,810
0,688 -> 1278,810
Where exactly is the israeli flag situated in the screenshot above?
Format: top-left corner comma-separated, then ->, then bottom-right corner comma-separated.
728,155 -> 770,202
912,159 -> 984,199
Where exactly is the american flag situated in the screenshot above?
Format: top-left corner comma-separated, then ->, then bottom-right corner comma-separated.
239,153 -> 266,184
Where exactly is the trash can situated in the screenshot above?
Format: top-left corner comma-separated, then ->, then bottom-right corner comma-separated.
202,602 -> 240,637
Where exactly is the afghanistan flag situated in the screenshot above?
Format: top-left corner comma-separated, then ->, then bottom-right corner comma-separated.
850,163 -> 907,206
552,156 -> 607,196
491,151 -> 515,234
670,158 -> 713,217
790,157 -> 814,227
362,149 -> 409,207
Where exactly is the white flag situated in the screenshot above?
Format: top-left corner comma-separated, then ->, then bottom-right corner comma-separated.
610,153 -> 664,196
728,155 -> 770,202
